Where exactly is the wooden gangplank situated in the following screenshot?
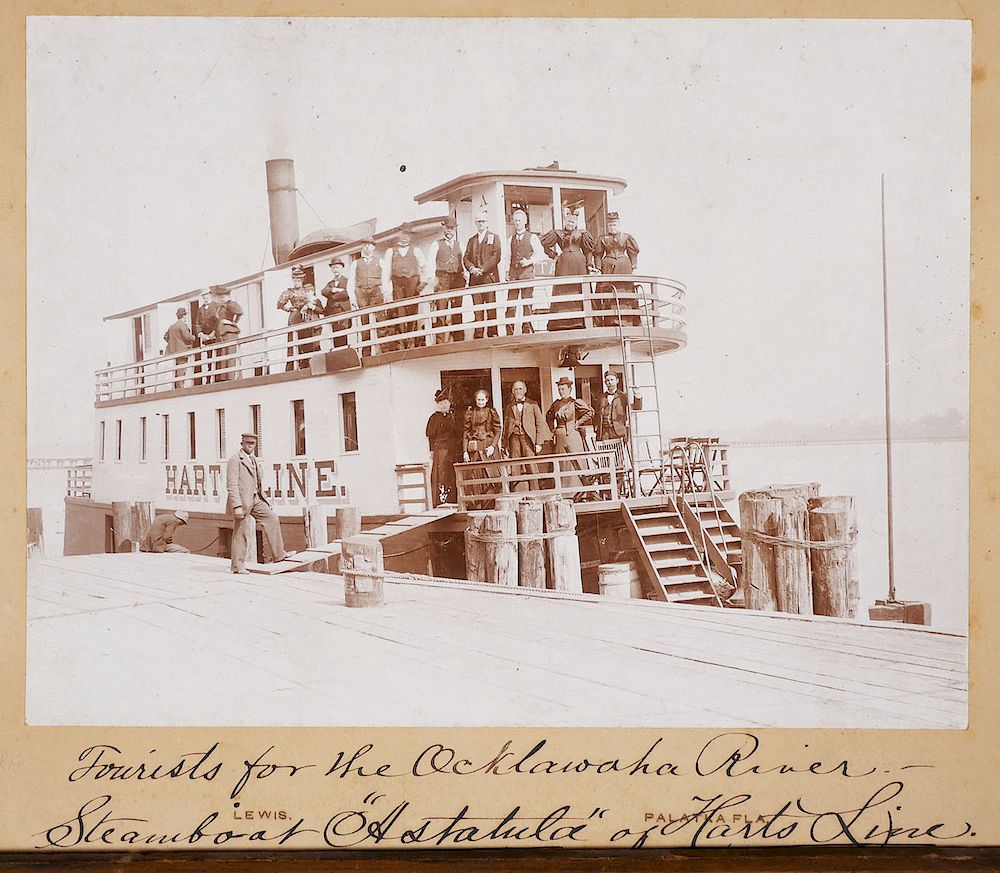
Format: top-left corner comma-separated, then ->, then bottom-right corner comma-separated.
246,507 -> 457,575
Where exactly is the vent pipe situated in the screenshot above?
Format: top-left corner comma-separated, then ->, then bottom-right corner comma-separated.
265,159 -> 300,267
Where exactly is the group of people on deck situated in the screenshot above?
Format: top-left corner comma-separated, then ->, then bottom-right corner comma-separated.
275,208 -> 641,358
159,207 -> 640,384
425,371 -> 631,508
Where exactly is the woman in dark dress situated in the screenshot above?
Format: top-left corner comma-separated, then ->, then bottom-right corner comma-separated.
592,211 -> 641,326
462,388 -> 502,507
425,389 -> 460,506
540,210 -> 596,331
546,376 -> 597,500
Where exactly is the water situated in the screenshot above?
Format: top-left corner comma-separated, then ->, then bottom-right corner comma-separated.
727,439 -> 968,631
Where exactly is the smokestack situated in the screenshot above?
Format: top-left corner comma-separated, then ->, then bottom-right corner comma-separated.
265,159 -> 300,266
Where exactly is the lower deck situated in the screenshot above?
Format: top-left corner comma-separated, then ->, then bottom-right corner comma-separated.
26,552 -> 967,728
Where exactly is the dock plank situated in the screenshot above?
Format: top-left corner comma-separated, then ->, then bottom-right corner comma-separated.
26,553 -> 966,728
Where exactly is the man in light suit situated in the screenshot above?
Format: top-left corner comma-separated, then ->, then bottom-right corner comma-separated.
463,211 -> 502,339
502,380 -> 547,492
227,432 -> 293,574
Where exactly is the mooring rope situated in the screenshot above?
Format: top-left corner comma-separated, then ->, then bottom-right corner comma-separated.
740,527 -> 858,551
464,528 -> 574,543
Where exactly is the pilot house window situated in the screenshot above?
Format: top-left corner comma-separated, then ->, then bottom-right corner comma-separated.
292,399 -> 306,457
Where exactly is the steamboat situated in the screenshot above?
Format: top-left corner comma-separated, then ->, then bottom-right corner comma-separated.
32,160 -> 966,728
64,159 -> 740,604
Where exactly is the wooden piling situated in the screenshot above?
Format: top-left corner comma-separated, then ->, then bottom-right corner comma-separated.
516,498 -> 546,589
494,495 -> 519,515
464,511 -> 489,583
774,492 -> 813,615
336,505 -> 361,540
111,501 -> 135,553
808,496 -> 859,618
343,535 -> 384,608
27,507 -> 44,558
303,504 -> 328,548
131,502 -> 155,551
544,497 -> 582,594
483,510 -> 518,587
738,494 -> 781,612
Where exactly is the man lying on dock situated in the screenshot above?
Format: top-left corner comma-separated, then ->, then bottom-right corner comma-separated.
139,510 -> 191,554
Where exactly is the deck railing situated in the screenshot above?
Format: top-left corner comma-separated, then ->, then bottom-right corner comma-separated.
454,449 -> 618,510
95,274 -> 686,402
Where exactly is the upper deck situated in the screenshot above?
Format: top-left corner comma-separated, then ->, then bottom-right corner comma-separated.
95,273 -> 686,405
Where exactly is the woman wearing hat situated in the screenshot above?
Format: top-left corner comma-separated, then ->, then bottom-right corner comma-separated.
214,294 -> 244,382
592,212 -> 641,327
462,388 -> 502,507
540,209 -> 597,331
277,266 -> 313,371
425,389 -> 460,506
546,376 -> 597,500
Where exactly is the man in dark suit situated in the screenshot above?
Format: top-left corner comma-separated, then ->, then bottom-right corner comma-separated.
320,257 -> 352,348
226,432 -> 294,574
502,380 -> 548,492
463,211 -> 501,339
595,370 -> 630,441
163,307 -> 197,388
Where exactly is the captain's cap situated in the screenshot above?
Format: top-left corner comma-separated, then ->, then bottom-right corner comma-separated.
556,375 -> 574,387
442,216 -> 458,228
175,307 -> 188,317
329,257 -> 345,268
174,510 -> 190,524
240,432 -> 259,441
360,235 -> 376,245
290,265 -> 306,277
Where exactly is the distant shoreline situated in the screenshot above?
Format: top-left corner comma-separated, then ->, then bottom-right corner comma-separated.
726,436 -> 968,448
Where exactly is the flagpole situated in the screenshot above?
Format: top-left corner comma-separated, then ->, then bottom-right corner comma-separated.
881,174 -> 897,602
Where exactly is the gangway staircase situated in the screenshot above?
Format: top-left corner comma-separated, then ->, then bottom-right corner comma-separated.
622,500 -> 723,607
247,507 -> 457,575
676,493 -> 743,593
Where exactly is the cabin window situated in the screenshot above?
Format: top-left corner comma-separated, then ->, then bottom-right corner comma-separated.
162,414 -> 170,459
340,393 -> 358,453
216,408 -> 226,458
187,412 -> 197,459
561,188 -> 608,237
139,416 -> 147,461
503,185 -> 556,237
230,282 -> 264,334
292,399 -> 306,456
249,404 -> 262,454
98,421 -> 106,462
115,420 -> 123,461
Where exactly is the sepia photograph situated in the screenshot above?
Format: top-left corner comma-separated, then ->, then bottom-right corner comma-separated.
25,16 -> 969,729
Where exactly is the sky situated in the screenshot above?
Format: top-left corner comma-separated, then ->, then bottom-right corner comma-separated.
25,17 -> 970,456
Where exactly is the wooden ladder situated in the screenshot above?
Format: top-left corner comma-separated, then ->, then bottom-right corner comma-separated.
622,500 -> 722,607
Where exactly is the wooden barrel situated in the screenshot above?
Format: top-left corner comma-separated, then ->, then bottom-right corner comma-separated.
598,563 -> 633,600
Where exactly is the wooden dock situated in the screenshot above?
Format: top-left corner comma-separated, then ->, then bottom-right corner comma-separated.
26,552 -> 966,728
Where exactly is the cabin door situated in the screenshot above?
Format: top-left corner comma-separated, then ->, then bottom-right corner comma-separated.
499,367 -> 542,409
439,368 -> 493,418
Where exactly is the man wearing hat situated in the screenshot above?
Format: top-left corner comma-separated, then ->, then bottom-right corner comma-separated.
592,212 -> 640,327
320,257 -> 352,348
426,216 -> 466,342
382,224 -> 427,350
425,388 -> 460,506
226,432 -> 294,574
352,236 -> 384,357
277,266 -> 314,371
163,306 -> 197,389
463,210 -> 502,339
139,510 -> 191,554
